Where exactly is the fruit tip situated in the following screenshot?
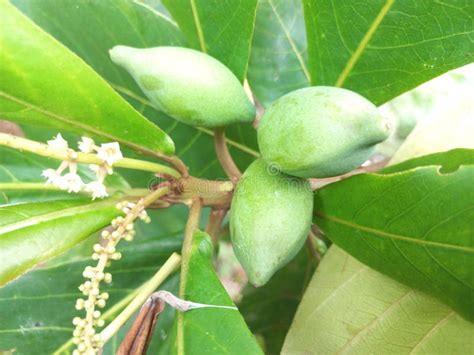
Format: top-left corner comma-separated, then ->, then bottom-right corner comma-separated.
109,45 -> 133,65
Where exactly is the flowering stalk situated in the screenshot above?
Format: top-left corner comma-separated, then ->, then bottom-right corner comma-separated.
100,253 -> 182,343
0,132 -> 181,178
72,186 -> 171,354
40,134 -> 126,199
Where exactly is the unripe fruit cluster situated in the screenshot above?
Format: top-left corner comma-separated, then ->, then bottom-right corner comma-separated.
111,46 -> 390,286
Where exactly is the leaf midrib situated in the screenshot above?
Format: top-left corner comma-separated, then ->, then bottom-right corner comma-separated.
315,211 -> 474,253
409,311 -> 455,353
267,0 -> 310,82
334,0 -> 395,87
190,0 -> 206,52
0,326 -> 72,334
336,289 -> 414,353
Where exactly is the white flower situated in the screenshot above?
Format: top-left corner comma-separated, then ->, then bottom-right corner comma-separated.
78,137 -> 96,154
47,133 -> 69,151
96,142 -> 122,166
89,164 -> 100,173
85,181 -> 108,200
42,169 -> 61,185
89,164 -> 111,183
55,175 -> 69,191
62,172 -> 83,193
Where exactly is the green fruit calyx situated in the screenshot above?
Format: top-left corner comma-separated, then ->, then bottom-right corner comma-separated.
109,46 -> 256,128
230,159 -> 313,287
257,86 -> 391,178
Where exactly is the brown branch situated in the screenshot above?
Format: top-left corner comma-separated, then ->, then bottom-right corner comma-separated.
213,128 -> 241,182
161,176 -> 234,209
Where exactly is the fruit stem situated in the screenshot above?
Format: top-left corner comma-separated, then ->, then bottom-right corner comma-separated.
178,198 -> 202,355
213,128 -> 242,182
206,208 -> 227,248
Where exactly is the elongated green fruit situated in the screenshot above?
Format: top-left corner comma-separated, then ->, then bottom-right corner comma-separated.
230,159 -> 313,287
258,86 -> 391,178
109,46 -> 256,128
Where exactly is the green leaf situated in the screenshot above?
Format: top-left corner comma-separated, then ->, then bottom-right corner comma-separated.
248,0 -> 309,107
0,206 -> 184,354
162,0 -> 258,82
0,1 -> 174,156
12,0 -> 185,96
303,0 -> 474,105
283,246 -> 474,354
382,148 -> 474,174
13,0 -> 259,179
0,197 -> 121,287
313,150 -> 474,320
167,230 -> 263,354
239,249 -> 315,354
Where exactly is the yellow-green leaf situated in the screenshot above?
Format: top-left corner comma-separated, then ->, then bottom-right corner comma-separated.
283,246 -> 474,354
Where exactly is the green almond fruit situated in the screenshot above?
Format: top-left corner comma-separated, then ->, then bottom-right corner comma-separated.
109,46 -> 255,128
230,159 -> 313,287
257,86 -> 391,178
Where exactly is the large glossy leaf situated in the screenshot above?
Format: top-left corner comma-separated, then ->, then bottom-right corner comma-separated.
239,249 -> 314,354
11,0 -> 185,97
0,206 -> 185,354
0,0 -> 174,156
283,246 -> 474,354
247,0 -> 309,107
0,196 -> 122,287
313,149 -> 474,320
165,230 -> 262,354
303,0 -> 474,105
13,0 -> 259,179
162,0 -> 258,82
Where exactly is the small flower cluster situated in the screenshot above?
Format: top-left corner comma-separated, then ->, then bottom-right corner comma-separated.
72,200 -> 151,354
41,134 -> 123,199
